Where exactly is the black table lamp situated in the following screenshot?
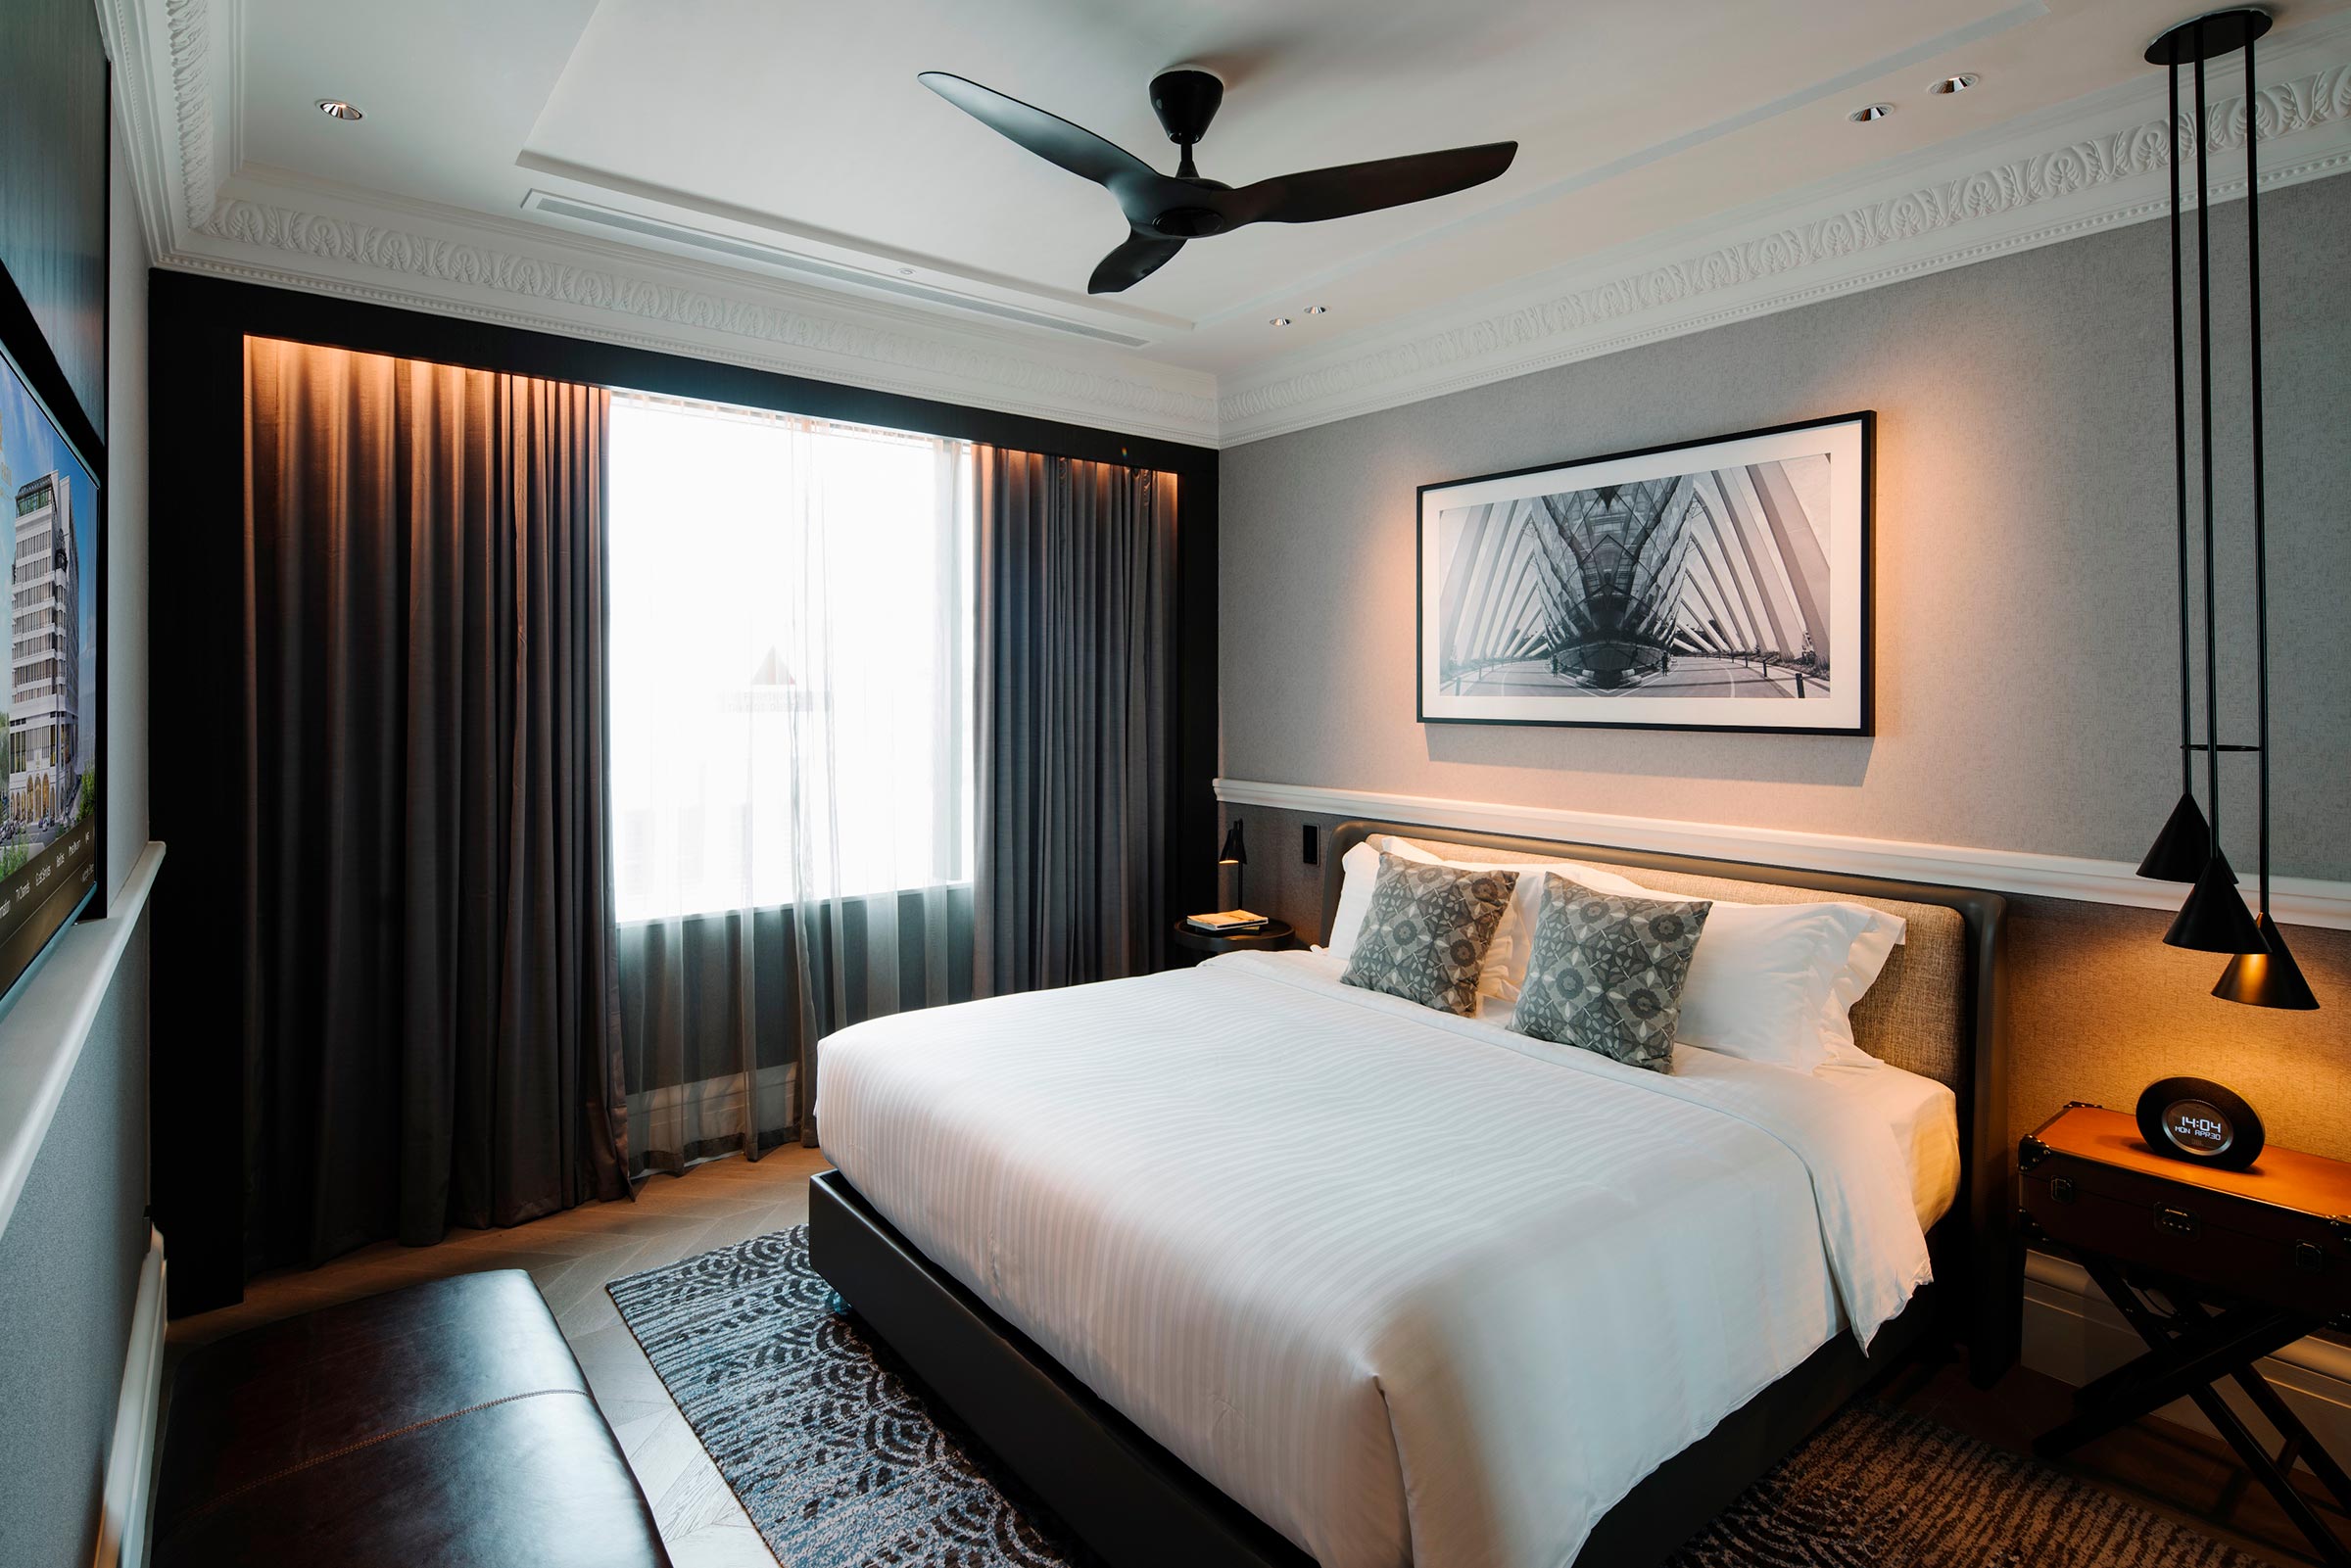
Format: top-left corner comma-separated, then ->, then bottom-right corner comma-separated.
1218,821 -> 1247,910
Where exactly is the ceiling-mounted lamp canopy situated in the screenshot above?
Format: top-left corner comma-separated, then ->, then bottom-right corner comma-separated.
2142,7 -> 2270,63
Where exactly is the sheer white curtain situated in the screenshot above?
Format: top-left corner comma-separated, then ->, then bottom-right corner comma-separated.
606,393 -> 974,1165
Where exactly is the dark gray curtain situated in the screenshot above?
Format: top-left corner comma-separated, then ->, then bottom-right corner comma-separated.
975,449 -> 1174,992
241,337 -> 630,1269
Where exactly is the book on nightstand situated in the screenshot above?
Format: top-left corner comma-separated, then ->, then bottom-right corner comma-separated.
1184,910 -> 1270,935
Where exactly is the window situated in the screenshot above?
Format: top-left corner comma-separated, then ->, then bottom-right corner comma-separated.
605,393 -> 973,924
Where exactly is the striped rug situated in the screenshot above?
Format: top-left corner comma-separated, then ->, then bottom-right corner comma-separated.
609,1228 -> 2264,1568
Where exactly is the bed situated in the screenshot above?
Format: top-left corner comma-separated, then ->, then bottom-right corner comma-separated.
809,821 -> 2014,1568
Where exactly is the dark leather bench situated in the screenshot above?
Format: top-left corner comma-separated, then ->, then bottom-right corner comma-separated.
152,1269 -> 673,1567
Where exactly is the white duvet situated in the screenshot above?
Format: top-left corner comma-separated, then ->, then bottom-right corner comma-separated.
816,949 -> 1937,1568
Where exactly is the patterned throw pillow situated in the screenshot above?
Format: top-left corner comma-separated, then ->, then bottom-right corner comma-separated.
1339,853 -> 1517,1016
1509,873 -> 1712,1072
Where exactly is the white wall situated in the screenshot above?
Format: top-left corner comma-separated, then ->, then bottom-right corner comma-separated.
106,125 -> 149,907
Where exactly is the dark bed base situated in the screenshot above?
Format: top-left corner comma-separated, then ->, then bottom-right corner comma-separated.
810,1166 -> 1942,1568
808,817 -> 2012,1566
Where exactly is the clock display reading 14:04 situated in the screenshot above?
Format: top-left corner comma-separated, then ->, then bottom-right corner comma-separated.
2164,1099 -> 2233,1156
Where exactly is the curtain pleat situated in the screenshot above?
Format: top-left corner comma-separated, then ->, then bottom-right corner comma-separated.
974,449 -> 1174,994
241,337 -> 629,1269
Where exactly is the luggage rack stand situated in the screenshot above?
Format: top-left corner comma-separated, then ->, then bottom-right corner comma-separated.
2033,1253 -> 2351,1567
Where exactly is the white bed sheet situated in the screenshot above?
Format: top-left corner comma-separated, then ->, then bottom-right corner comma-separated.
816,948 -> 1936,1568
1813,1057 -> 1960,1231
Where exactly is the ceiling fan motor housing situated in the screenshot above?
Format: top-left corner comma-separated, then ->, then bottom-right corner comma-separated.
1150,69 -> 1224,146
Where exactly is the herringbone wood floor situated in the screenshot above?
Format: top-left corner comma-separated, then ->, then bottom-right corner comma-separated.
166,1148 -> 2331,1568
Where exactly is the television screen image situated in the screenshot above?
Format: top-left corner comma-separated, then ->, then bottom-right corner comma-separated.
0,331 -> 100,995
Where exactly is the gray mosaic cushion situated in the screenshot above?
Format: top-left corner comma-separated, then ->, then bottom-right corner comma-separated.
1508,873 -> 1712,1072
1339,853 -> 1517,1017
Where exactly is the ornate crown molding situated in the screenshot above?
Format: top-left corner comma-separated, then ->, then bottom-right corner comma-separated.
112,0 -> 2351,449
118,0 -> 1221,445
185,191 -> 1221,439
162,0 -> 220,228
1218,44 -> 2351,444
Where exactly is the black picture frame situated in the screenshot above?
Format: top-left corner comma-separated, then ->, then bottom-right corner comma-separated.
1415,409 -> 1875,736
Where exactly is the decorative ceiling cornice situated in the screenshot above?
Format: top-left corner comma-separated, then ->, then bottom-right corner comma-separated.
115,0 -> 1223,446
163,0 -> 221,227
110,0 -> 2351,450
184,189 -> 1223,438
1217,41 -> 2351,444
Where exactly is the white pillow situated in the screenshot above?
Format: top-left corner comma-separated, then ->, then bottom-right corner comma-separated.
1321,838 -> 1443,963
1567,866 -> 1905,1071
1817,916 -> 1903,1066
1669,900 -> 1891,1072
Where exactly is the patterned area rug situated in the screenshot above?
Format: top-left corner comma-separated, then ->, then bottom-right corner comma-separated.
608,1229 -> 2265,1568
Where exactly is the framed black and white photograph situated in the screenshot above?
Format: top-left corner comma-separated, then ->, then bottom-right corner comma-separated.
1417,411 -> 1872,735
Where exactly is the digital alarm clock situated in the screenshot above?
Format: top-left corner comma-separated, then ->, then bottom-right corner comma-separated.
2135,1075 -> 2264,1170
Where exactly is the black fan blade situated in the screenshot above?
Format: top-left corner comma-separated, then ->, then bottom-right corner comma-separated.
1088,230 -> 1185,294
1220,141 -> 1517,227
919,72 -> 1190,224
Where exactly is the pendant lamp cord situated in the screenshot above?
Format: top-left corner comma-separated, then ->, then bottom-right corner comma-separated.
2192,32 -> 2223,862
2244,27 -> 2271,923
2168,49 -> 2193,798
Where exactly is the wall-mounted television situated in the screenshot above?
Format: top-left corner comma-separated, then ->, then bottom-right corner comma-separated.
0,316 -> 101,1000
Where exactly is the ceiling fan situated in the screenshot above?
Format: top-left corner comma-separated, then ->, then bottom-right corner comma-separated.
918,68 -> 1518,295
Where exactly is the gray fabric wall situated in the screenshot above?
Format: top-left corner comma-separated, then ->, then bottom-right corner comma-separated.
1219,171 -> 2351,1159
0,914 -> 151,1568
1221,172 -> 2351,881
0,129 -> 162,1566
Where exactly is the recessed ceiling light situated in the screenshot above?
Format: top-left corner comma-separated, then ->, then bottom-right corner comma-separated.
316,99 -> 363,120
1848,103 -> 1894,123
1930,72 -> 1981,95
1303,305 -> 1328,316
1269,315 -> 1293,327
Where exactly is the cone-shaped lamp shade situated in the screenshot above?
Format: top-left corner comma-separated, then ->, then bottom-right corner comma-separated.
2214,913 -> 2322,1009
2163,850 -> 2265,953
2136,791 -> 2212,881
1218,821 -> 1246,865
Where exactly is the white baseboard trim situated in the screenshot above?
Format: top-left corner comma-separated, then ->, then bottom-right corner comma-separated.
2022,1247 -> 2351,1469
1211,779 -> 2351,929
94,1225 -> 166,1568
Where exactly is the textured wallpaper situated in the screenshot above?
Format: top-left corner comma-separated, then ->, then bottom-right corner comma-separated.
1219,174 -> 2351,881
1215,173 -> 2351,1161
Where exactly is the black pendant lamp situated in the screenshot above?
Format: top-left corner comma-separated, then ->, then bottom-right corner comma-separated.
2140,10 -> 2317,1009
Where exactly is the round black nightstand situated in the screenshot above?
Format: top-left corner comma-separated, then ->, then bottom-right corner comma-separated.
1171,918 -> 1296,957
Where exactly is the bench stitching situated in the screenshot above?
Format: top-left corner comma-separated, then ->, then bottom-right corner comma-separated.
163,1385 -> 591,1536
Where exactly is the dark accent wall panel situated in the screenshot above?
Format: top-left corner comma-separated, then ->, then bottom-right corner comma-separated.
0,0 -> 110,429
0,915 -> 150,1568
148,271 -> 1218,1310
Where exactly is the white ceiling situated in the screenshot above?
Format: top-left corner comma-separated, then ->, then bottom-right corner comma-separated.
130,0 -> 2351,440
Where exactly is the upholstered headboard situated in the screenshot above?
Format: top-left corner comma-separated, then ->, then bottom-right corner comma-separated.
1319,820 -> 2014,1383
